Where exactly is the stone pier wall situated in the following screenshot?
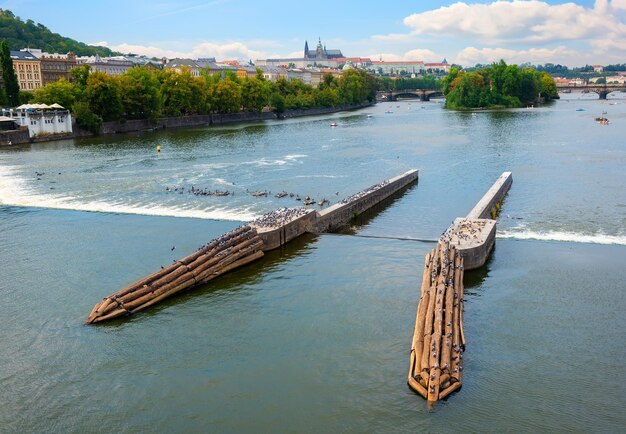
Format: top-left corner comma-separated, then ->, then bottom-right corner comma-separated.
466,172 -> 513,220
251,169 -> 419,251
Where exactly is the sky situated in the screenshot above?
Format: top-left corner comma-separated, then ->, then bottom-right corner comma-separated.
1,0 -> 625,66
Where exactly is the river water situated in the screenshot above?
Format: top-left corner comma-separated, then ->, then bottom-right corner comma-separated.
1,94 -> 625,433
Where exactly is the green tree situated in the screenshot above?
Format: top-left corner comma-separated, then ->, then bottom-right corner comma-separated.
33,78 -> 81,109
241,76 -> 270,112
269,92 -> 285,114
70,64 -> 90,89
159,68 -> 204,116
119,67 -> 161,121
72,101 -> 102,134
538,71 -> 558,99
210,78 -> 242,113
85,71 -> 123,121
0,39 -> 20,106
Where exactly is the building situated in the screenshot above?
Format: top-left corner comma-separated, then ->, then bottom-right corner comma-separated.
303,38 -> 344,61
593,65 -> 604,73
76,54 -> 134,75
257,38 -> 345,69
2,104 -> 72,138
257,65 -> 287,82
25,49 -> 77,85
10,50 -> 43,91
424,60 -> 451,74
370,60 -> 425,76
164,58 -> 203,76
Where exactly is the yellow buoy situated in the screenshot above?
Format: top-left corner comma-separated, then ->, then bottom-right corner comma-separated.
157,145 -> 161,153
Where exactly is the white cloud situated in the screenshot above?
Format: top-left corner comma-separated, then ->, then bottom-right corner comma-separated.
613,0 -> 626,10
371,33 -> 412,42
403,1 -> 626,44
404,49 -> 438,61
95,40 -> 266,61
455,45 -> 583,66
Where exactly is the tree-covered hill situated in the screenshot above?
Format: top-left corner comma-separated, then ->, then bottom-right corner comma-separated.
0,8 -> 120,56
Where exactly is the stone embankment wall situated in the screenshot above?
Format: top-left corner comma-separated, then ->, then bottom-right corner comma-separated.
0,128 -> 30,146
1,102 -> 374,146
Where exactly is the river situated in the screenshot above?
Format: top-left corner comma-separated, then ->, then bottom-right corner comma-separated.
1,93 -> 625,433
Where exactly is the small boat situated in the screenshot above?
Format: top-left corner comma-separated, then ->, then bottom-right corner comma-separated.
385,110 -> 394,114
330,122 -> 338,127
274,191 -> 288,198
250,191 -> 268,197
576,108 -> 585,111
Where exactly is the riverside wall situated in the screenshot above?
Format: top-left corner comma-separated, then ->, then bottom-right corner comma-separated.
1,102 -> 374,146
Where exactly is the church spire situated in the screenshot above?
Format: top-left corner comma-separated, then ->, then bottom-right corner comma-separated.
304,40 -> 309,59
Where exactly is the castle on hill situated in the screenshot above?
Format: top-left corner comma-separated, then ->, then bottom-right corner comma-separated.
256,38 -> 352,69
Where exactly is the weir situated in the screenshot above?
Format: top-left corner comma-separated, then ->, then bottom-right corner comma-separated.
408,171 -> 512,403
86,169 -> 419,324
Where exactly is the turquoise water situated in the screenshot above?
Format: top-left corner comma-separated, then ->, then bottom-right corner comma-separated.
1,93 -> 625,432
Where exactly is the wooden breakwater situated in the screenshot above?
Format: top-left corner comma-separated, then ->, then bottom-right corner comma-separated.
407,171 -> 512,402
408,240 -> 465,402
86,169 -> 419,324
86,226 -> 263,324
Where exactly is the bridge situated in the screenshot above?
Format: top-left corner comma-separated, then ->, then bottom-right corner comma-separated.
377,89 -> 444,102
556,83 -> 626,99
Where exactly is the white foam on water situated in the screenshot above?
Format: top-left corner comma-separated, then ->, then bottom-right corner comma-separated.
497,230 -> 626,246
284,154 -> 308,161
294,174 -> 343,179
0,165 -> 256,221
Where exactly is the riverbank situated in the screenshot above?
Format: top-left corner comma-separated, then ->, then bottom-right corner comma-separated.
0,101 -> 374,147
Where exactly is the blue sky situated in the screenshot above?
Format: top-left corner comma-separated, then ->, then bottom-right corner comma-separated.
1,0 -> 624,66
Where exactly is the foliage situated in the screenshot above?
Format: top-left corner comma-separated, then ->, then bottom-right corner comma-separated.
72,101 -> 102,134
85,71 -> 123,121
18,90 -> 34,104
158,68 -> 205,116
70,65 -> 91,89
33,78 -> 81,109
269,92 -> 285,113
0,8 -> 118,56
0,39 -> 20,106
442,60 -> 558,109
30,61 -> 378,122
241,76 -> 270,112
379,75 -> 442,91
119,67 -> 161,121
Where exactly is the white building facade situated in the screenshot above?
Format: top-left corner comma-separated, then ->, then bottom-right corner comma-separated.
1,106 -> 73,138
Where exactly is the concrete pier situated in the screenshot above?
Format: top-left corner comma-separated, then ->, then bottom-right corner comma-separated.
443,172 -> 512,270
88,169 -> 419,323
251,169 -> 419,250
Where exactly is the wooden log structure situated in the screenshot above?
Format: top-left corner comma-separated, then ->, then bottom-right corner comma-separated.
408,239 -> 465,403
86,225 -> 265,324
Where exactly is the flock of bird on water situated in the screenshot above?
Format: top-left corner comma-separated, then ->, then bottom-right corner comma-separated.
165,185 -> 333,207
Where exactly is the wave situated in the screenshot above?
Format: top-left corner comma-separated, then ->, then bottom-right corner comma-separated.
294,174 -> 343,179
0,165 -> 255,221
497,230 -> 626,246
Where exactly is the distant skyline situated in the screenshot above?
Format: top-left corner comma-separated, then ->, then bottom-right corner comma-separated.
1,0 -> 625,66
